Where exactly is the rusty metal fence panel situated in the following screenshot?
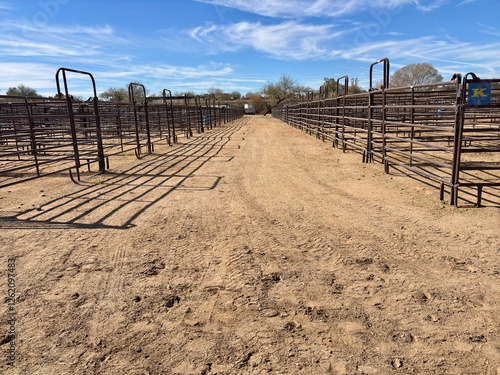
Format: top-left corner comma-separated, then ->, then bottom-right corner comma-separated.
0,68 -> 244,188
0,96 -> 81,186
274,60 -> 499,207
453,76 -> 500,205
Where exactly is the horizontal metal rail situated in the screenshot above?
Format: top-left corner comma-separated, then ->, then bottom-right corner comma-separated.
0,71 -> 244,188
274,60 -> 500,207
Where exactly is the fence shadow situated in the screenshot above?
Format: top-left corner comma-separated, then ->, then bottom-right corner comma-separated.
0,121 -> 244,230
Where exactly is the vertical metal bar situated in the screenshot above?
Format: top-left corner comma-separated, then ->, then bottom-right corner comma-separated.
128,83 -> 151,155
336,76 -> 349,97
381,85 -> 387,166
196,95 -> 204,133
450,73 -> 467,206
409,87 -> 415,167
129,83 -> 143,156
24,98 -> 41,176
369,58 -> 390,90
162,89 -> 176,144
367,58 -> 390,163
212,96 -> 217,127
116,104 -> 124,151
9,103 -> 22,161
55,68 -> 81,179
184,94 -> 193,138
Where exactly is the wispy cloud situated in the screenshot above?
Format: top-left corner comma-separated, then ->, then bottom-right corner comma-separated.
0,1 -> 12,10
477,23 -> 500,37
0,60 -> 240,96
0,63 -> 60,93
456,0 -> 479,6
0,0 -> 496,97
1,20 -> 131,46
193,0 -> 446,17
188,21 -> 347,60
411,0 -> 448,12
330,36 -> 500,77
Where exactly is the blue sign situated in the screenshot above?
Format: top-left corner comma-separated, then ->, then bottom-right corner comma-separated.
468,82 -> 491,106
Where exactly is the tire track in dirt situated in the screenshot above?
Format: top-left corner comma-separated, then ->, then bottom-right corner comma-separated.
270,119 -> 500,373
2,116 -> 498,374
211,117 -> 498,373
197,121 -> 358,372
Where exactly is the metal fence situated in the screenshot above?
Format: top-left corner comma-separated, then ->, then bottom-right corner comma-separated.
0,68 -> 244,188
273,59 -> 500,207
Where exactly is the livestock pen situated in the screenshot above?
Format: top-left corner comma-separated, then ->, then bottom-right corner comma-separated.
0,68 -> 244,188
274,59 -> 500,207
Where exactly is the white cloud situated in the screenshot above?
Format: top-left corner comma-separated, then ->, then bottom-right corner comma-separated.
0,19 -> 134,64
0,63 -> 60,93
456,0 -> 479,6
193,0 -> 445,17
477,23 -> 500,37
0,1 -> 12,10
330,36 -> 500,78
183,15 -> 500,79
189,21 -> 346,60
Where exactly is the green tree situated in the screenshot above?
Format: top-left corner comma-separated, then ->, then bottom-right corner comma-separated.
206,88 -> 242,101
6,84 -> 40,97
390,63 -> 443,87
323,77 -> 365,96
100,87 -> 128,102
349,78 -> 365,94
323,78 -> 337,97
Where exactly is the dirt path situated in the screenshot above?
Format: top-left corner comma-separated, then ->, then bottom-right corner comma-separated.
1,115 -> 499,374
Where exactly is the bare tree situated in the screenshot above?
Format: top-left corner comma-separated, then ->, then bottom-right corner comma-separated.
245,92 -> 270,115
261,74 -> 307,115
390,63 -> 443,87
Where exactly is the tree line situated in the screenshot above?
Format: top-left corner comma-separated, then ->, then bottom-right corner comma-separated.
2,63 -> 463,114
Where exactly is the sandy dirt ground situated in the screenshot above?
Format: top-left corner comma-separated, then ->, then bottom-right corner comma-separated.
0,115 -> 499,375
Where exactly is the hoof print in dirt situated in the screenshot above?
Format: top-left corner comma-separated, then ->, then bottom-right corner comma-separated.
468,334 -> 486,343
356,258 -> 373,267
381,264 -> 391,273
142,259 -> 166,276
238,352 -> 253,369
416,290 -> 433,303
262,272 -> 281,288
284,321 -> 301,331
165,295 -> 180,308
331,284 -> 344,294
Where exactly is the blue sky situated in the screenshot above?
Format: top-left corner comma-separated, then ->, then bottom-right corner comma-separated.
1,0 -> 499,97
